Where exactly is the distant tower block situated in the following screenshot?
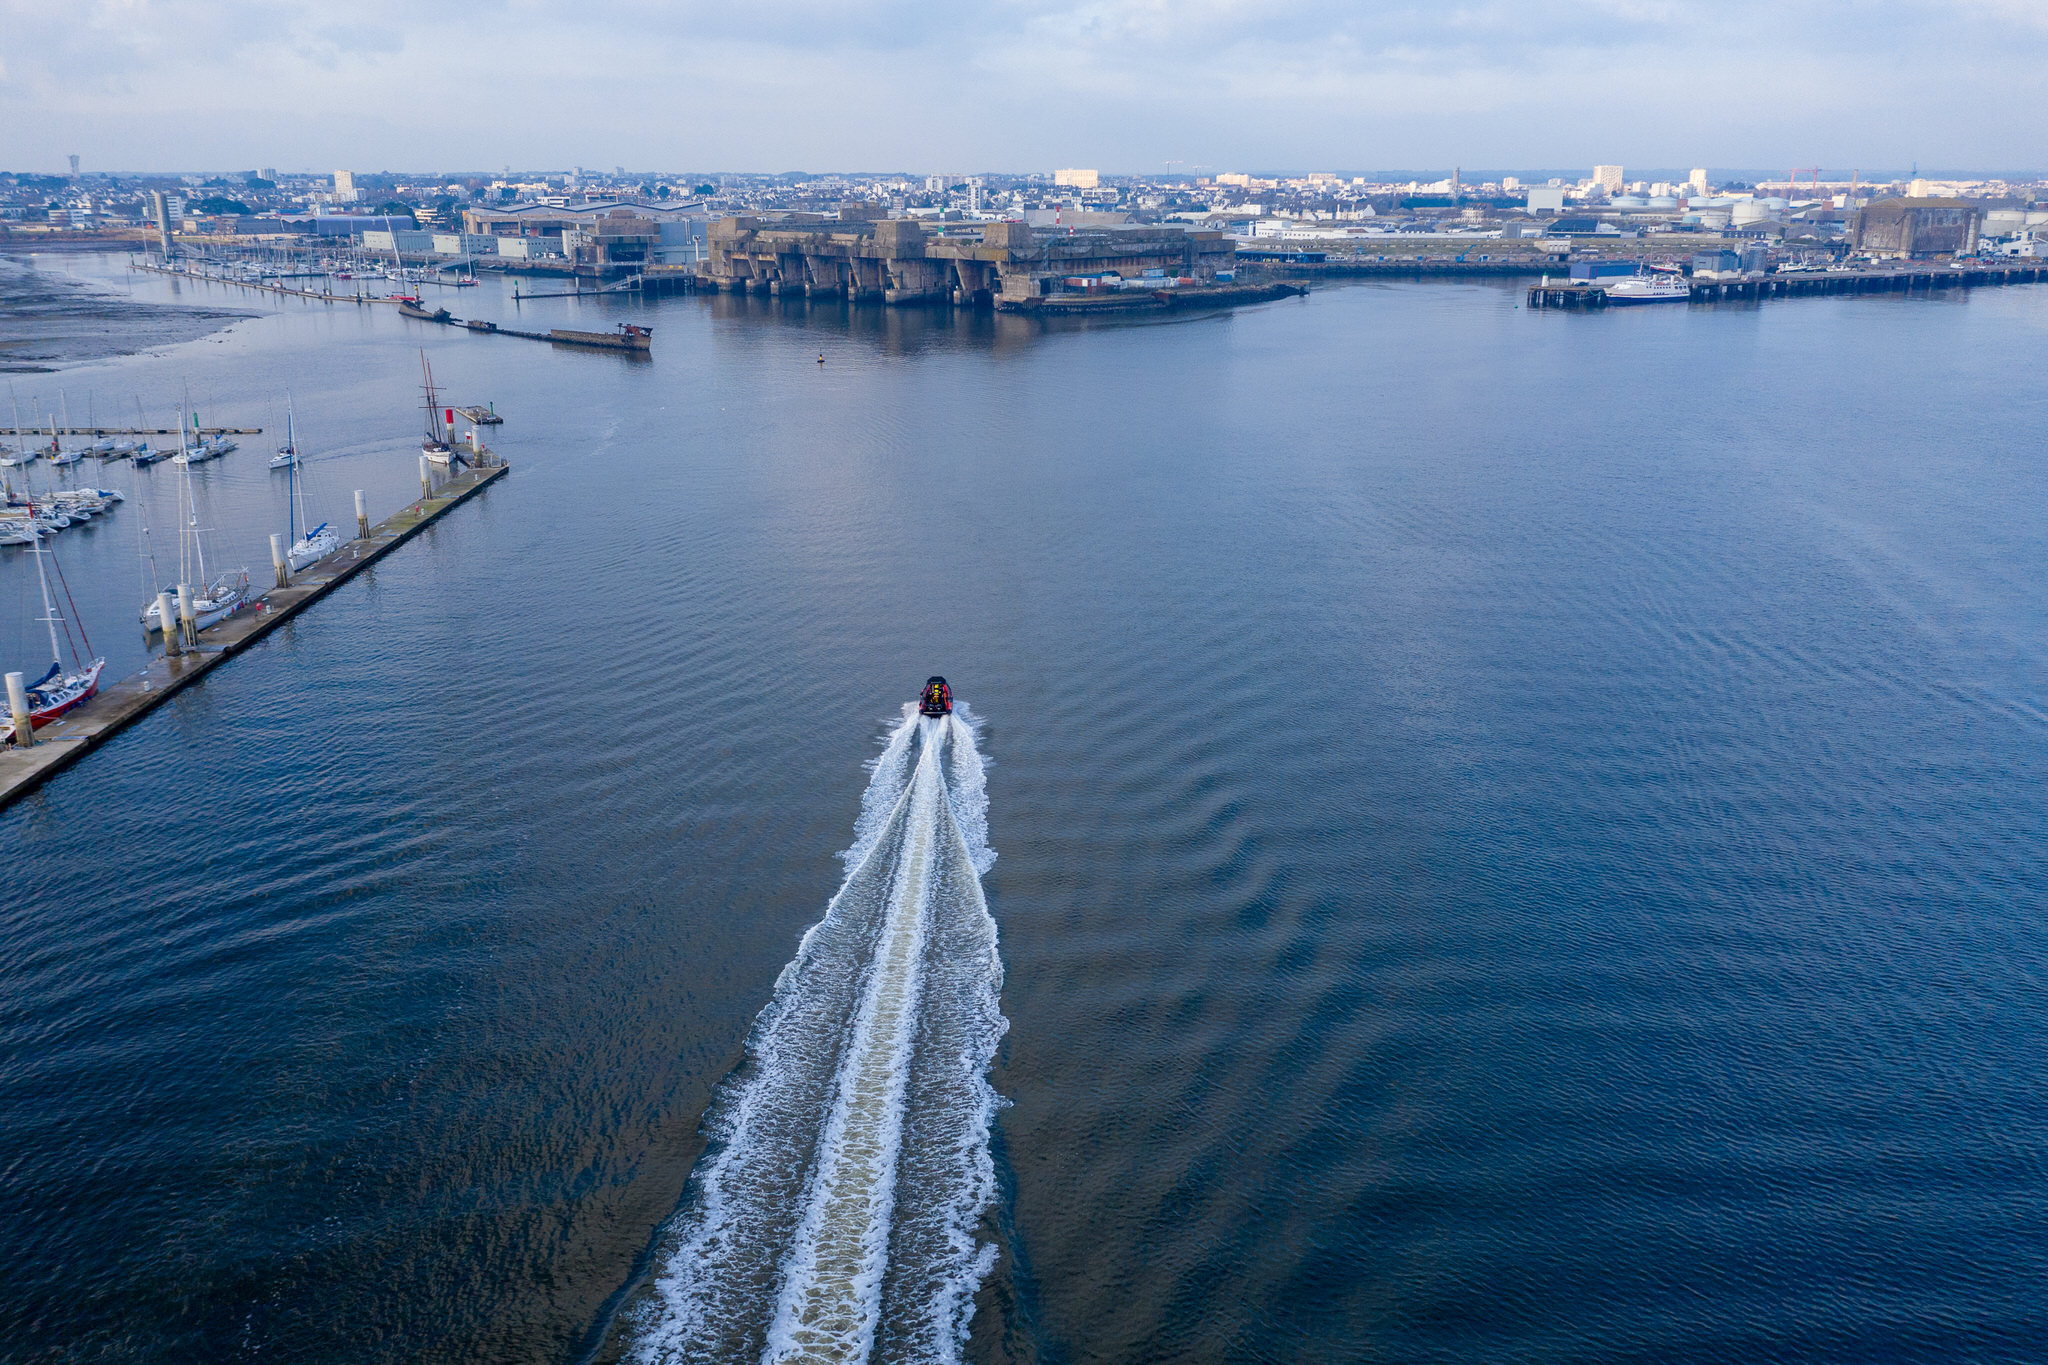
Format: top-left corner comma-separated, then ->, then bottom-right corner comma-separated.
1688,167 -> 1709,194
67,154 -> 80,177
1593,164 -> 1624,193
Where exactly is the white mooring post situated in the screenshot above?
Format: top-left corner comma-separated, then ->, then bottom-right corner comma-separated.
157,591 -> 181,656
355,489 -> 368,538
176,582 -> 198,648
270,533 -> 288,588
420,454 -> 430,500
6,671 -> 31,748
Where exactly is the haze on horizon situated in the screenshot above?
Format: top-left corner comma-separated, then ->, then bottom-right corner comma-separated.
3,0 -> 2042,175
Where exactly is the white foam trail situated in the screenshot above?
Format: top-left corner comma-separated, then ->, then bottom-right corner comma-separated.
629,706 -> 1004,1365
764,726 -> 945,1362
844,706 -> 921,874
945,708 -> 996,878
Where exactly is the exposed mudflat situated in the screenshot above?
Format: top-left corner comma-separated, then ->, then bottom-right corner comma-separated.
0,252 -> 252,372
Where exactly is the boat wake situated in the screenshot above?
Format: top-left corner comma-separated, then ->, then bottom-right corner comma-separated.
627,705 -> 1005,1365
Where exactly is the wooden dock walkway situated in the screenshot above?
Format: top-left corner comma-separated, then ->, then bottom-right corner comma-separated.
0,459 -> 509,814
1530,261 -> 2048,309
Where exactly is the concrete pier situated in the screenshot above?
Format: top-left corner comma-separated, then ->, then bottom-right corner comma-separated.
0,459 -> 510,814
1528,261 -> 2048,309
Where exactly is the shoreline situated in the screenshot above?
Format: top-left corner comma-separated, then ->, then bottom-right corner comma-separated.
0,251 -> 256,373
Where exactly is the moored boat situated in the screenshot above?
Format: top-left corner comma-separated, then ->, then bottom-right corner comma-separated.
419,352 -> 458,467
1605,268 -> 1691,306
3,519 -> 104,746
278,398 -> 340,572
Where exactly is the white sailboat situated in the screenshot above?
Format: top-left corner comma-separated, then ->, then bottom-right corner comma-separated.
3,517 -> 105,746
280,399 -> 339,572
420,352 -> 457,467
269,407 -> 300,469
47,402 -> 82,467
140,430 -> 249,636
1,395 -> 31,468
170,409 -> 202,465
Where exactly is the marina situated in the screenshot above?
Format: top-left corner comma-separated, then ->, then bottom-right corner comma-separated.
0,453 -> 507,811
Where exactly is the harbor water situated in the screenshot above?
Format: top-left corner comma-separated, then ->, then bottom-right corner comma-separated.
3,256 -> 2047,1363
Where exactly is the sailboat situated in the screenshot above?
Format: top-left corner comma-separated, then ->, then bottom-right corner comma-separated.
170,409 -> 202,465
47,403 -> 82,468
3,517 -> 105,745
279,399 -> 339,572
141,429 -> 249,635
269,403 -> 301,469
420,352 -> 457,467
1,395 -> 31,468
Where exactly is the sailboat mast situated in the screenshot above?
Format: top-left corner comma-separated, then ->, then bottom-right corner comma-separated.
31,523 -> 62,665
286,398 -> 299,544
189,454 -> 210,584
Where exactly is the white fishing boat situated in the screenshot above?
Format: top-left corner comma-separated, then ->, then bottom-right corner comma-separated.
2,519 -> 105,746
279,399 -> 340,572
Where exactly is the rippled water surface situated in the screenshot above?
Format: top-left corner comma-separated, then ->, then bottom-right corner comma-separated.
4,257 -> 2047,1363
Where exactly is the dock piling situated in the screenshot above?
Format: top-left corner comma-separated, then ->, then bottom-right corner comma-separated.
7,672 -> 31,749
176,583 -> 198,649
354,490 -> 368,538
270,534 -> 288,588
157,592 -> 181,657
419,455 -> 430,500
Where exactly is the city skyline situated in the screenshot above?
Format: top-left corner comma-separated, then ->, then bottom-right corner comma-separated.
5,0 -> 2047,173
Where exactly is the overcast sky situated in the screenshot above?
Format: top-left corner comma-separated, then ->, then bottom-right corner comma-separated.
3,0 -> 2041,176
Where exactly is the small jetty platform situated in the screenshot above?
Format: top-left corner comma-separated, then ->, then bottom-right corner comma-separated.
0,458 -> 509,814
1530,261 -> 2047,309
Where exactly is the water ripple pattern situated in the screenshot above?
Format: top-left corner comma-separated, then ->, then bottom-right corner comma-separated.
627,707 -> 1005,1365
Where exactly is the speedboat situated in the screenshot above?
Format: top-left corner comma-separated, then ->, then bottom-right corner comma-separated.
919,676 -> 953,716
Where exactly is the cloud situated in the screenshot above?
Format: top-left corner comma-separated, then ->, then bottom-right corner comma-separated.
1,0 -> 2042,171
